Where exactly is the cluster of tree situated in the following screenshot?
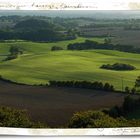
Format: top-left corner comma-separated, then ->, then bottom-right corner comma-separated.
135,76 -> 140,88
68,96 -> 140,128
4,54 -> 17,61
100,63 -> 136,71
67,40 -> 140,54
124,75 -> 140,94
49,81 -> 114,91
4,45 -> 23,61
0,106 -> 47,128
126,75 -> 140,94
105,96 -> 140,118
68,110 -> 140,128
51,46 -> 63,51
125,86 -> 136,94
0,18 -> 77,42
68,111 -> 124,128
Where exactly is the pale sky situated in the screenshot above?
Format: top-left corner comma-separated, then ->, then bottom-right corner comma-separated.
1,0 -> 140,3
1,0 -> 140,10
0,0 -> 140,4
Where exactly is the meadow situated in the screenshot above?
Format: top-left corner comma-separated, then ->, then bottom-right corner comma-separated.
0,37 -> 140,91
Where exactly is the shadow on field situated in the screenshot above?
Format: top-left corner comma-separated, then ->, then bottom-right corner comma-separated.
0,80 -> 139,127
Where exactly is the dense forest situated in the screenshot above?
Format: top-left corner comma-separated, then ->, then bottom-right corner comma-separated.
0,17 -> 77,42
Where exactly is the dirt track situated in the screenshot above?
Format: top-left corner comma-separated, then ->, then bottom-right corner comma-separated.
0,80 -> 139,127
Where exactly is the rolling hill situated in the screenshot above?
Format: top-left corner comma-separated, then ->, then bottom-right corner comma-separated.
0,39 -> 140,91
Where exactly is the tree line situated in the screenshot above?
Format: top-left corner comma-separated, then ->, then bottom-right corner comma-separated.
49,81 -> 114,92
67,40 -> 140,54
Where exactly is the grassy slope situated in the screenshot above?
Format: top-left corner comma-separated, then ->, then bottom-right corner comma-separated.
0,47 -> 140,90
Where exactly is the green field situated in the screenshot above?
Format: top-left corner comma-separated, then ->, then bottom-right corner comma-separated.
0,37 -> 140,91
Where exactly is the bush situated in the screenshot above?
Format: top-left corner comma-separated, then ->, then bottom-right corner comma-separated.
125,86 -> 130,93
131,87 -> 136,94
4,54 -> 18,61
108,106 -> 123,118
68,97 -> 140,128
0,106 -> 47,128
9,45 -> 23,55
51,46 -> 63,51
122,96 -> 136,112
104,83 -> 114,91
68,99 -> 140,128
135,76 -> 140,88
68,111 -> 126,128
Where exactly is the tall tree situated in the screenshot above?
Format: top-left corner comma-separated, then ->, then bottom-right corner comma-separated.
135,76 -> 140,88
